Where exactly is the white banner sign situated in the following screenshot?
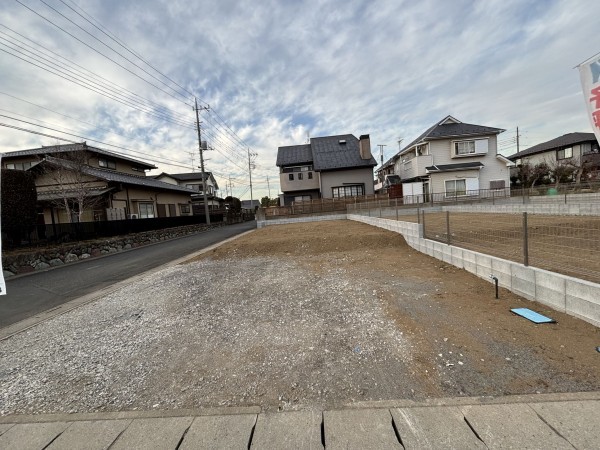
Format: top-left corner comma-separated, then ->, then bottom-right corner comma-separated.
0,153 -> 6,295
579,55 -> 600,144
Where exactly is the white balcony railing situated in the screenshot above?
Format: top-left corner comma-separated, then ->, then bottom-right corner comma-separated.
401,154 -> 433,179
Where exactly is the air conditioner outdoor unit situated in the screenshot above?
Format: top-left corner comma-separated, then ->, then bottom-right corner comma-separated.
129,214 -> 138,219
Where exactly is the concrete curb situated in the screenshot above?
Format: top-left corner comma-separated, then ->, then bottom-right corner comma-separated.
1,392 -> 599,424
0,228 -> 256,341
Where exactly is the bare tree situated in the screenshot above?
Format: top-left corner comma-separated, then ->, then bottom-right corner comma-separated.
40,150 -> 106,223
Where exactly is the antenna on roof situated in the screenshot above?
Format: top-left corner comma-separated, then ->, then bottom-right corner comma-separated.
397,137 -> 404,150
306,131 -> 310,144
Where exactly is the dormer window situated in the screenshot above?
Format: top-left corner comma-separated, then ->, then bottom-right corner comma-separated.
99,158 -> 116,170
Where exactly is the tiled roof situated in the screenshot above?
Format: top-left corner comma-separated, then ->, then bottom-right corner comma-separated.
153,172 -> 219,190
425,161 -> 484,173
3,143 -> 157,169
33,156 -> 196,194
507,133 -> 598,160
399,116 -> 504,156
310,134 -> 377,171
276,144 -> 313,166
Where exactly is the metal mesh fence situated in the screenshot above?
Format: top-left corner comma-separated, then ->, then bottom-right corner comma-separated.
422,212 -> 600,284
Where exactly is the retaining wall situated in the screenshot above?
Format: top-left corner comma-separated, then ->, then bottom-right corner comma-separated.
443,203 -> 600,215
348,214 -> 600,328
257,214 -> 347,228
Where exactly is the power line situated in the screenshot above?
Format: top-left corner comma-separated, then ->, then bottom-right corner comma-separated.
15,0 -> 192,107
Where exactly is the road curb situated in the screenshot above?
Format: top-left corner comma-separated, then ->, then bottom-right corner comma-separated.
0,228 -> 256,341
1,392 -> 599,424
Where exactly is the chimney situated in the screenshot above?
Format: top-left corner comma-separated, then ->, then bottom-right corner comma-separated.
359,134 -> 372,160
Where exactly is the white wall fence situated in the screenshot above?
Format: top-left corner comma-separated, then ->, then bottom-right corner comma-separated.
256,214 -> 347,228
348,214 -> 600,329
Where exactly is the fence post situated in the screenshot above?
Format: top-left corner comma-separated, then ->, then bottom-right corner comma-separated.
446,211 -> 451,245
564,191 -> 567,204
379,200 -> 382,218
396,199 -> 399,221
422,209 -> 426,238
523,212 -> 529,266
417,206 -> 420,225
368,203 -> 371,217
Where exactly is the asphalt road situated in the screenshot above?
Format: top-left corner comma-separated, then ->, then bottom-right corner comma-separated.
0,221 -> 256,328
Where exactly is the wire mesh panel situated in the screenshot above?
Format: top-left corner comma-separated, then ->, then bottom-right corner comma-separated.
422,211 -> 600,284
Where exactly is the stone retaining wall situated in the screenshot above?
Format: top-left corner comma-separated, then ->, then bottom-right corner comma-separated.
2,223 -> 222,278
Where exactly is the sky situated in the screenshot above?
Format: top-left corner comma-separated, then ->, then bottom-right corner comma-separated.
0,0 -> 598,200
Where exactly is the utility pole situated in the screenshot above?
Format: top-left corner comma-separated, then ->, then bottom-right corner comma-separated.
516,126 -> 520,153
248,148 -> 255,209
377,144 -> 387,166
194,97 -> 210,224
267,175 -> 271,199
188,151 -> 195,172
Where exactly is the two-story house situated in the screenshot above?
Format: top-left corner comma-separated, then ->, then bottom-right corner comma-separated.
507,132 -> 600,181
2,143 -> 196,223
390,116 -> 512,203
276,134 -> 377,205
152,172 -> 222,212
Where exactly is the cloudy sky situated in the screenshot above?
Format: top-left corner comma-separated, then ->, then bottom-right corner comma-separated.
0,0 -> 598,199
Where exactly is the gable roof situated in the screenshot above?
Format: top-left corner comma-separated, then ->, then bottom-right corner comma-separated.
507,132 -> 598,160
153,171 -> 219,189
31,156 -> 196,194
311,134 -> 377,171
399,116 -> 505,156
276,134 -> 377,171
276,144 -> 313,167
3,142 -> 157,170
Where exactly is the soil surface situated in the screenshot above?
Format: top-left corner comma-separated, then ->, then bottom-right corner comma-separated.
1,220 -> 599,415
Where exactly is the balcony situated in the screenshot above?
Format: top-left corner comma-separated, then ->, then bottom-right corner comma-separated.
400,154 -> 433,180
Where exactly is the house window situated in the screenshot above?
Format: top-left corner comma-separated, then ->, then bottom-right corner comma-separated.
454,139 -> 488,156
332,185 -> 365,198
308,172 -> 313,179
186,184 -> 201,192
490,180 -> 506,190
289,174 -> 294,181
557,147 -> 573,160
5,162 -> 32,170
445,179 -> 467,197
99,158 -> 116,170
294,195 -> 311,202
180,204 -> 190,214
298,173 -> 303,180
138,202 -> 155,218
283,165 -> 313,173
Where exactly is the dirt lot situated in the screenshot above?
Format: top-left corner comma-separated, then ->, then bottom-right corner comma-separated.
1,220 -> 599,415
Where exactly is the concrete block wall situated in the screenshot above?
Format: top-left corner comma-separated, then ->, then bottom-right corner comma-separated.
257,214 -> 347,228
348,214 -> 600,328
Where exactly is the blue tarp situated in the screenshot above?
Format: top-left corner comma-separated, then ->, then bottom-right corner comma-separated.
511,308 -> 555,324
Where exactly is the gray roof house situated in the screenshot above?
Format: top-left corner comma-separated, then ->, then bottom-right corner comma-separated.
507,133 -> 599,165
3,143 -> 196,223
276,134 -> 377,205
383,116 -> 512,202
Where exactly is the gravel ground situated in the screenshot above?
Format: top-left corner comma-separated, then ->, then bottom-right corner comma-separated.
1,220 -> 599,415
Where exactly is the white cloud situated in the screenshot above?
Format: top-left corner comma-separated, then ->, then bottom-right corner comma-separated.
0,0 -> 598,198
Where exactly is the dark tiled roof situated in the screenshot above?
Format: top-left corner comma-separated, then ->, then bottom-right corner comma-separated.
153,172 -> 219,190
3,143 -> 157,169
276,144 -> 313,166
507,133 -> 598,160
310,134 -> 377,171
399,116 -> 504,156
426,161 -> 484,172
33,157 -> 196,194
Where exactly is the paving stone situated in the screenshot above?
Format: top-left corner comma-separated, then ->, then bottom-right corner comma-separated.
0,422 -> 71,450
179,414 -> 256,450
251,411 -> 323,449
461,404 -> 573,449
47,419 -> 131,450
530,400 -> 600,449
109,416 -> 193,450
324,409 -> 401,449
391,406 -> 485,449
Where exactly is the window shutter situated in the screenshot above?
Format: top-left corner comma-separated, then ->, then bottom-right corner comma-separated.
475,139 -> 488,154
